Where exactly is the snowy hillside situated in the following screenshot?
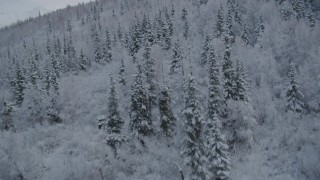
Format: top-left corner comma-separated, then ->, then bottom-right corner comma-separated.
0,0 -> 320,179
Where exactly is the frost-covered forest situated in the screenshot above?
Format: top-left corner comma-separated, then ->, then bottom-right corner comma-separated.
0,0 -> 320,179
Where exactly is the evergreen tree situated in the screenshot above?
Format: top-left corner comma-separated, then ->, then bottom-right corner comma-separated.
66,35 -> 77,70
118,58 -> 126,86
170,39 -> 183,75
106,77 -> 125,156
117,23 -> 123,43
159,86 -> 176,138
165,7 -> 174,36
223,5 -> 234,45
103,27 -> 112,62
181,8 -> 189,39
305,1 -> 316,28
286,62 -> 304,113
241,20 -> 250,45
292,0 -> 306,19
255,14 -> 265,41
234,60 -> 248,102
200,34 -> 210,67
143,43 -> 157,119
222,43 -> 235,100
130,65 -> 153,136
1,102 -> 14,131
46,37 -> 51,55
204,113 -> 231,180
216,5 -> 224,38
181,73 -> 206,180
50,55 -> 59,95
208,43 -> 224,117
79,49 -> 88,71
92,24 -> 102,63
15,62 -> 25,105
44,64 -> 51,95
142,14 -> 153,45
66,19 -> 72,33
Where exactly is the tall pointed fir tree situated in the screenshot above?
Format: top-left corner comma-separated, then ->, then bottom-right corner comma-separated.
1,102 -> 14,131
204,113 -> 231,180
118,58 -> 126,86
241,20 -> 250,46
105,77 -> 125,156
234,60 -> 248,102
200,34 -> 210,67
15,62 -> 25,105
222,42 -> 235,100
170,39 -> 183,75
130,65 -> 153,137
50,55 -> 59,95
79,49 -> 88,71
208,43 -> 224,117
103,27 -> 112,62
159,86 -> 176,140
286,62 -> 304,113
255,14 -> 265,42
223,4 -> 234,45
143,42 -> 157,108
206,40 -> 231,180
216,5 -> 224,38
181,8 -> 189,40
181,72 -> 206,180
92,24 -> 102,63
44,64 -> 51,95
141,14 -> 153,45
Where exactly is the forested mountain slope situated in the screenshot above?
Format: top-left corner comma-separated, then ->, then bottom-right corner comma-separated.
0,0 -> 319,179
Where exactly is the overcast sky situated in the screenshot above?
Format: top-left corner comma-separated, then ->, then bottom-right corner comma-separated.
0,0 -> 92,27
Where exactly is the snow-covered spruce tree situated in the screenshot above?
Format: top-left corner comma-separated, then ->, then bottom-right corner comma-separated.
141,14 -> 153,45
286,62 -> 304,113
222,42 -> 235,100
234,60 -> 248,102
241,20 -> 250,46
205,113 -> 231,180
117,23 -> 123,43
292,0 -> 306,19
305,1 -> 316,28
46,37 -> 52,56
200,34 -> 210,67
66,19 -> 72,33
159,85 -> 176,140
233,2 -> 242,26
91,24 -> 102,63
106,77 -> 125,156
165,7 -> 173,36
216,5 -> 224,38
1,102 -> 14,131
44,64 -> 51,95
103,27 -> 112,63
181,8 -> 189,40
223,4 -> 234,45
181,72 -> 206,180
130,65 -> 153,137
118,58 -> 126,86
15,62 -> 25,105
208,43 -> 224,117
255,14 -> 265,42
143,42 -> 157,109
170,39 -> 183,75
50,54 -> 59,95
79,49 -> 87,71
29,42 -> 40,86
67,35 -> 77,70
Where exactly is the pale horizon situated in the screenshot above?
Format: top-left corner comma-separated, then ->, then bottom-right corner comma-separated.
0,0 -> 92,28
